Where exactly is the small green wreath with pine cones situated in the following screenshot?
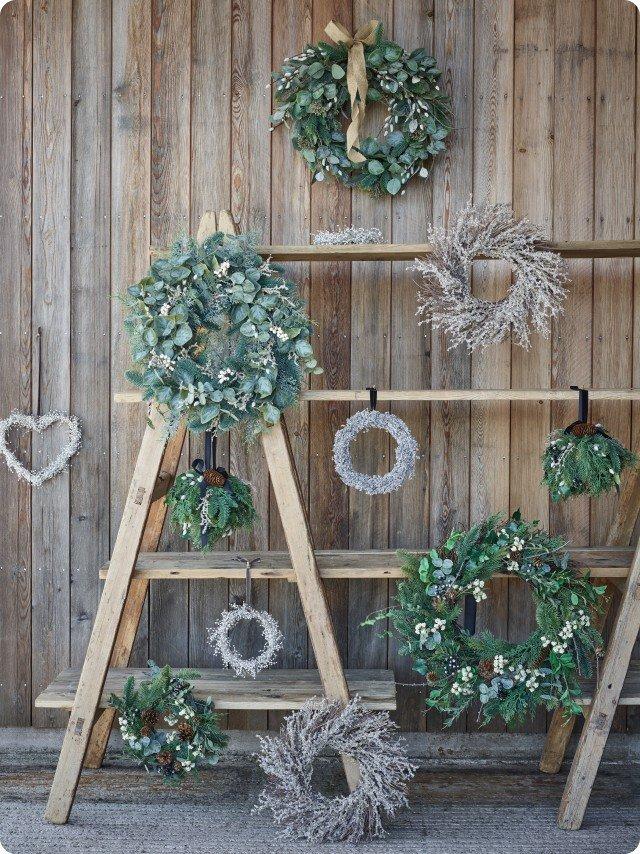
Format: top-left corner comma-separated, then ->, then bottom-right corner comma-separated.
109,662 -> 227,784
271,22 -> 451,195
365,512 -> 606,726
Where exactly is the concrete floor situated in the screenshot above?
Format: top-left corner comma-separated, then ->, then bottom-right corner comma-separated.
0,729 -> 639,854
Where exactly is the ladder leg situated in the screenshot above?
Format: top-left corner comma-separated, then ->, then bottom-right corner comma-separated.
540,581 -> 613,773
84,422 -> 187,768
261,420 -> 360,791
44,407 -> 169,824
557,538 -> 640,830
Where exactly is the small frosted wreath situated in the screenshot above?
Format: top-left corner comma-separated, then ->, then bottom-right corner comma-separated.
313,226 -> 383,245
254,696 -> 416,844
207,602 -> 283,678
0,411 -> 81,487
411,202 -> 568,352
333,408 -> 418,495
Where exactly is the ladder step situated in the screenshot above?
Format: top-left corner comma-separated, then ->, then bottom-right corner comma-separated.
99,547 -> 635,581
578,659 -> 640,705
35,668 -> 397,712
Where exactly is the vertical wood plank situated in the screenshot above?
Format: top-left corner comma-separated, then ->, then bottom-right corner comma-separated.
469,0 -> 514,734
149,0 -> 192,668
111,0 -> 152,668
429,0 -> 474,733
388,0 -> 433,732
308,0 -> 352,671
188,1 -> 232,715
348,0 -> 392,691
631,3 -> 640,737
70,0 -> 112,671
0,0 -> 32,726
229,0 -> 272,731
591,0 -> 636,736
510,0 -> 555,734
269,0 -> 312,729
31,0 -> 72,727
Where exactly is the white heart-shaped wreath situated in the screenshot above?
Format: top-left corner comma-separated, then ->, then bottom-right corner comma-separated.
0,411 -> 81,487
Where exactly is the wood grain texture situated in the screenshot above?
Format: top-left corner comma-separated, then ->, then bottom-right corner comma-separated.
31,0 -> 72,728
469,0 -> 514,735
0,0 -> 32,726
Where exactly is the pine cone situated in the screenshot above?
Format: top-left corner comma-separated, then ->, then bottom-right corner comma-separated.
478,659 -> 494,680
156,750 -> 174,768
444,588 -> 458,605
177,721 -> 194,742
570,421 -> 598,437
203,468 -> 227,488
432,596 -> 445,611
141,708 -> 160,729
173,761 -> 183,775
426,671 -> 438,685
140,726 -> 152,738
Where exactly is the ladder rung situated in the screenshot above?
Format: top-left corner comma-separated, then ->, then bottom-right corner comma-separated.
35,667 -> 397,712
99,548 -> 635,581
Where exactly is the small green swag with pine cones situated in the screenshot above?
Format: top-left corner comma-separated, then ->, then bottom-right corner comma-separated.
365,512 -> 606,726
109,663 -> 227,783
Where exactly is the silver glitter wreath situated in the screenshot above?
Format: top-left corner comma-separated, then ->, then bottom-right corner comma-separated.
333,409 -> 418,495
207,602 -> 283,678
254,696 -> 416,844
313,226 -> 384,246
411,202 -> 568,352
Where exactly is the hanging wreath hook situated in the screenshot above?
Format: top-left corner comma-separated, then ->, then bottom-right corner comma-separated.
366,385 -> 378,411
232,555 -> 261,607
570,385 -> 589,424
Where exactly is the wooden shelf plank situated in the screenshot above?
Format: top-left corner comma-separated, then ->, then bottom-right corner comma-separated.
577,660 -> 640,705
150,239 -> 640,262
35,667 -> 396,711
114,388 -> 640,404
99,547 -> 635,581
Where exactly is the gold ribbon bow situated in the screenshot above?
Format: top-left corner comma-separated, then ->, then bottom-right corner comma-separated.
324,19 -> 379,163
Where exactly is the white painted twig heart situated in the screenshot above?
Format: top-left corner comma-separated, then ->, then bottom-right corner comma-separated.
0,411 -> 81,487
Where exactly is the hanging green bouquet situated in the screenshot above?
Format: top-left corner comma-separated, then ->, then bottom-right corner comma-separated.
109,662 -> 227,784
166,466 -> 257,551
542,422 -> 637,501
364,512 -> 605,726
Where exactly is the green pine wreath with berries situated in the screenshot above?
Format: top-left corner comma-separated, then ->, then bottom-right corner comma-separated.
109,663 -> 228,784
124,231 -> 322,437
270,22 -> 451,195
365,512 -> 606,726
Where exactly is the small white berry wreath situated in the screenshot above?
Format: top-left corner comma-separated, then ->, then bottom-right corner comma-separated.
207,602 -> 283,679
411,202 -> 568,352
333,408 -> 418,495
254,696 -> 416,844
0,411 -> 81,487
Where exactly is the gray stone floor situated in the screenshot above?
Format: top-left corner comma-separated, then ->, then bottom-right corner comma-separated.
0,729 -> 639,854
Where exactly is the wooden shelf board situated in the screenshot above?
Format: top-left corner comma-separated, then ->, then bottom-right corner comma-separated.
35,667 -> 396,712
114,388 -> 640,405
99,548 -> 634,581
578,660 -> 640,705
150,239 -> 640,262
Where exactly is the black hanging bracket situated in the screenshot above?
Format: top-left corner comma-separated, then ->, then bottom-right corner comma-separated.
366,386 -> 378,411
570,385 -> 589,424
232,556 -> 261,607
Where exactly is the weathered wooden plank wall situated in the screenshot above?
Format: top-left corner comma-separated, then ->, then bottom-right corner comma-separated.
0,0 -> 639,733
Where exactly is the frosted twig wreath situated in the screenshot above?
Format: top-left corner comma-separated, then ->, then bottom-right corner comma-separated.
254,696 -> 416,844
313,226 -> 383,245
0,411 -> 81,487
411,202 -> 568,351
207,602 -> 283,678
333,408 -> 418,494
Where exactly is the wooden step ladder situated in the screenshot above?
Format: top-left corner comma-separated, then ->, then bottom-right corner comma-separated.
38,213 -> 640,828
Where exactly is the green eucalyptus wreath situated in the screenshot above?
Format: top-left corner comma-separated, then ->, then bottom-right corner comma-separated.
542,421 -> 637,501
366,512 -> 605,726
271,24 -> 451,195
124,232 -> 322,437
109,662 -> 227,784
166,467 -> 257,551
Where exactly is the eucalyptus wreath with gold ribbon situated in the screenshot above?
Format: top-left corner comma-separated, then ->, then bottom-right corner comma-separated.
271,22 -> 451,195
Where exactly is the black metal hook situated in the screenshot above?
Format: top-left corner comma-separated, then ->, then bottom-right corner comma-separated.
232,556 -> 261,607
366,386 -> 378,411
570,385 -> 589,424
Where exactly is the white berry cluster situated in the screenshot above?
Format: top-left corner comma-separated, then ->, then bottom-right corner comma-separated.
469,578 -> 487,602
525,669 -> 541,692
493,655 -> 507,675
510,536 -> 524,553
269,324 -> 289,342
451,665 -> 474,697
148,350 -> 175,373
213,259 -> 230,278
414,618 -> 446,645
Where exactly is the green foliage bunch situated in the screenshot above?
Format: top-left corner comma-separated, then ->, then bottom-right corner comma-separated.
109,662 -> 227,784
271,25 -> 451,195
365,512 -> 605,726
542,424 -> 637,501
124,231 -> 321,437
166,468 -> 257,551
